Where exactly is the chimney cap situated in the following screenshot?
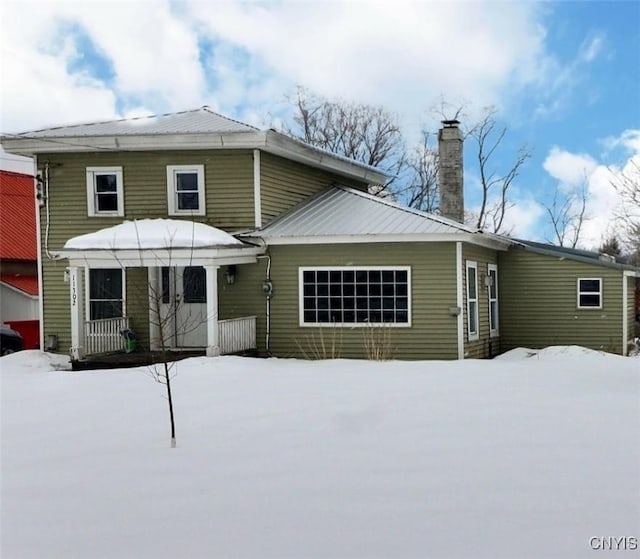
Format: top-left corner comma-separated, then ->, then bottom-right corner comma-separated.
441,119 -> 460,127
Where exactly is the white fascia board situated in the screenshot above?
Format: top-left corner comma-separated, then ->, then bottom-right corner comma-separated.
55,246 -> 264,268
623,270 -> 640,278
2,129 -> 386,184
254,232 -> 509,250
262,130 -> 388,184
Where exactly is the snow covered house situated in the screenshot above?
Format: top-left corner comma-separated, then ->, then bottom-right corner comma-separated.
1,108 -> 638,363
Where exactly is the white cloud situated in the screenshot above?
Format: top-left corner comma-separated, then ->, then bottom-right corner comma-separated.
543,147 -> 597,186
502,196 -> 546,239
1,0 -> 552,135
579,32 -> 605,63
541,131 -> 640,250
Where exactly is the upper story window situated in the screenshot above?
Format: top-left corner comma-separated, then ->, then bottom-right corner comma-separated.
166,165 -> 205,216
466,261 -> 479,341
86,167 -> 124,216
299,267 -> 411,327
577,278 -> 602,309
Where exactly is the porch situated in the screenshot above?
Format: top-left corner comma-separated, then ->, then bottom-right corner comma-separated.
54,219 -> 265,362
82,315 -> 257,358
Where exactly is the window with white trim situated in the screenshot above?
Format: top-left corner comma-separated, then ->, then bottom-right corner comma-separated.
487,264 -> 499,337
86,167 -> 124,216
466,261 -> 479,341
88,269 -> 124,320
577,278 -> 602,309
300,267 -> 411,326
167,165 -> 205,215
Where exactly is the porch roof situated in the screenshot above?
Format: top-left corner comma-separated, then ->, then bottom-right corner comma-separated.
55,219 -> 264,267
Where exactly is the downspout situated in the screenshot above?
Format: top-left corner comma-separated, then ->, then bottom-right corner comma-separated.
265,254 -> 272,354
33,155 -> 45,350
456,241 -> 464,359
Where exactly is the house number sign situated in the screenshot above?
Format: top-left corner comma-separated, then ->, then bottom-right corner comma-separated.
71,275 -> 77,306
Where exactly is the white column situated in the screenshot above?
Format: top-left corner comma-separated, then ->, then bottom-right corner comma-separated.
69,266 -> 84,360
148,267 -> 160,351
205,265 -> 220,357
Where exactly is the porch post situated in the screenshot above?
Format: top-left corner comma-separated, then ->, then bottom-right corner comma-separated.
205,265 -> 220,357
69,266 -> 84,360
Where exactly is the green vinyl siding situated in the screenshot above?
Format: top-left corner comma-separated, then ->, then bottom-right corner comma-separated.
462,244 -> 500,358
260,152 -> 368,225
220,243 -> 460,360
498,249 -> 626,354
38,149 -> 255,353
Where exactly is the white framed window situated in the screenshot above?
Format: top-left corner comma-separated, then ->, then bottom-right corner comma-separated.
577,278 -> 602,309
466,261 -> 479,341
487,264 -> 499,337
167,165 -> 205,215
87,268 -> 125,320
299,266 -> 411,327
86,167 -> 124,216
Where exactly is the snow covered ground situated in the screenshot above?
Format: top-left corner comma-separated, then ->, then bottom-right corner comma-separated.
1,348 -> 638,559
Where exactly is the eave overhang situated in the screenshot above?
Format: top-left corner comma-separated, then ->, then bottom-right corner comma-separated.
242,232 -> 512,251
54,245 -> 265,269
1,129 -> 387,185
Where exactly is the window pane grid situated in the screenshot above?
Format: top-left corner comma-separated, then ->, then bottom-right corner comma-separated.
302,269 -> 409,325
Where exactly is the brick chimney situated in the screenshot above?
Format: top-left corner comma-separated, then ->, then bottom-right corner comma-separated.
438,120 -> 464,223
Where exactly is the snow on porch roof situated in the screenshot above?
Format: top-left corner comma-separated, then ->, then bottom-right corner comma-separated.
63,219 -> 245,251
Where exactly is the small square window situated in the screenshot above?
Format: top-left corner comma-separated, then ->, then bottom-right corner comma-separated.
86,167 -> 124,216
167,165 -> 205,215
578,278 -> 602,309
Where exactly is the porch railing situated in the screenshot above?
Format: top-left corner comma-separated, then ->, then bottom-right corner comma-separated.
83,315 -> 256,357
84,316 -> 130,356
220,315 -> 256,355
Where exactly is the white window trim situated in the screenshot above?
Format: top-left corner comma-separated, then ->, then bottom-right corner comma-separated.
298,266 -> 412,328
577,277 -> 603,309
85,268 -> 126,321
488,263 -> 499,337
86,167 -> 124,217
466,260 -> 479,341
166,164 -> 205,216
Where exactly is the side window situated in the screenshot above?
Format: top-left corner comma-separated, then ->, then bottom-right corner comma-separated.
577,278 -> 602,309
166,165 -> 205,216
487,264 -> 499,337
86,167 -> 124,216
466,261 -> 479,341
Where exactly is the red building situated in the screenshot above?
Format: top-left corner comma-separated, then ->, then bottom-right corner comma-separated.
0,169 -> 40,348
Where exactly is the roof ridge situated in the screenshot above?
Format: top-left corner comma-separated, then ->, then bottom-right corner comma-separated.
334,184 -> 478,233
200,106 -> 260,131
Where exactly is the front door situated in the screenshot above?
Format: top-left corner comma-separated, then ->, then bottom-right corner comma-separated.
159,266 -> 207,348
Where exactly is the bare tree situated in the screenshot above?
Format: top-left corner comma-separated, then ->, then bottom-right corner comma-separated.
401,131 -> 439,212
286,87 -> 406,194
610,159 -> 640,263
466,107 -> 531,233
544,176 -> 588,248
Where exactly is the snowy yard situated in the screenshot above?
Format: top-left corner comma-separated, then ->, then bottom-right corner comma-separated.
1,348 -> 638,559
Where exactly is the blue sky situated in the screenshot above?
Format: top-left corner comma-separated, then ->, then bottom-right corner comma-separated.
1,0 -> 638,249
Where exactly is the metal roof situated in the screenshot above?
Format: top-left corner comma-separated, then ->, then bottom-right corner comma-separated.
512,239 -> 640,273
251,185 -> 479,238
0,170 -> 37,261
12,107 -> 258,138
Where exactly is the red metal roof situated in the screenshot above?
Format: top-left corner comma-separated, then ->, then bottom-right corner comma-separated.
0,274 -> 39,296
0,170 -> 37,261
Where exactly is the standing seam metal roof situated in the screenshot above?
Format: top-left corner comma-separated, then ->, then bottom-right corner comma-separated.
253,186 -> 479,237
13,107 -> 259,138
